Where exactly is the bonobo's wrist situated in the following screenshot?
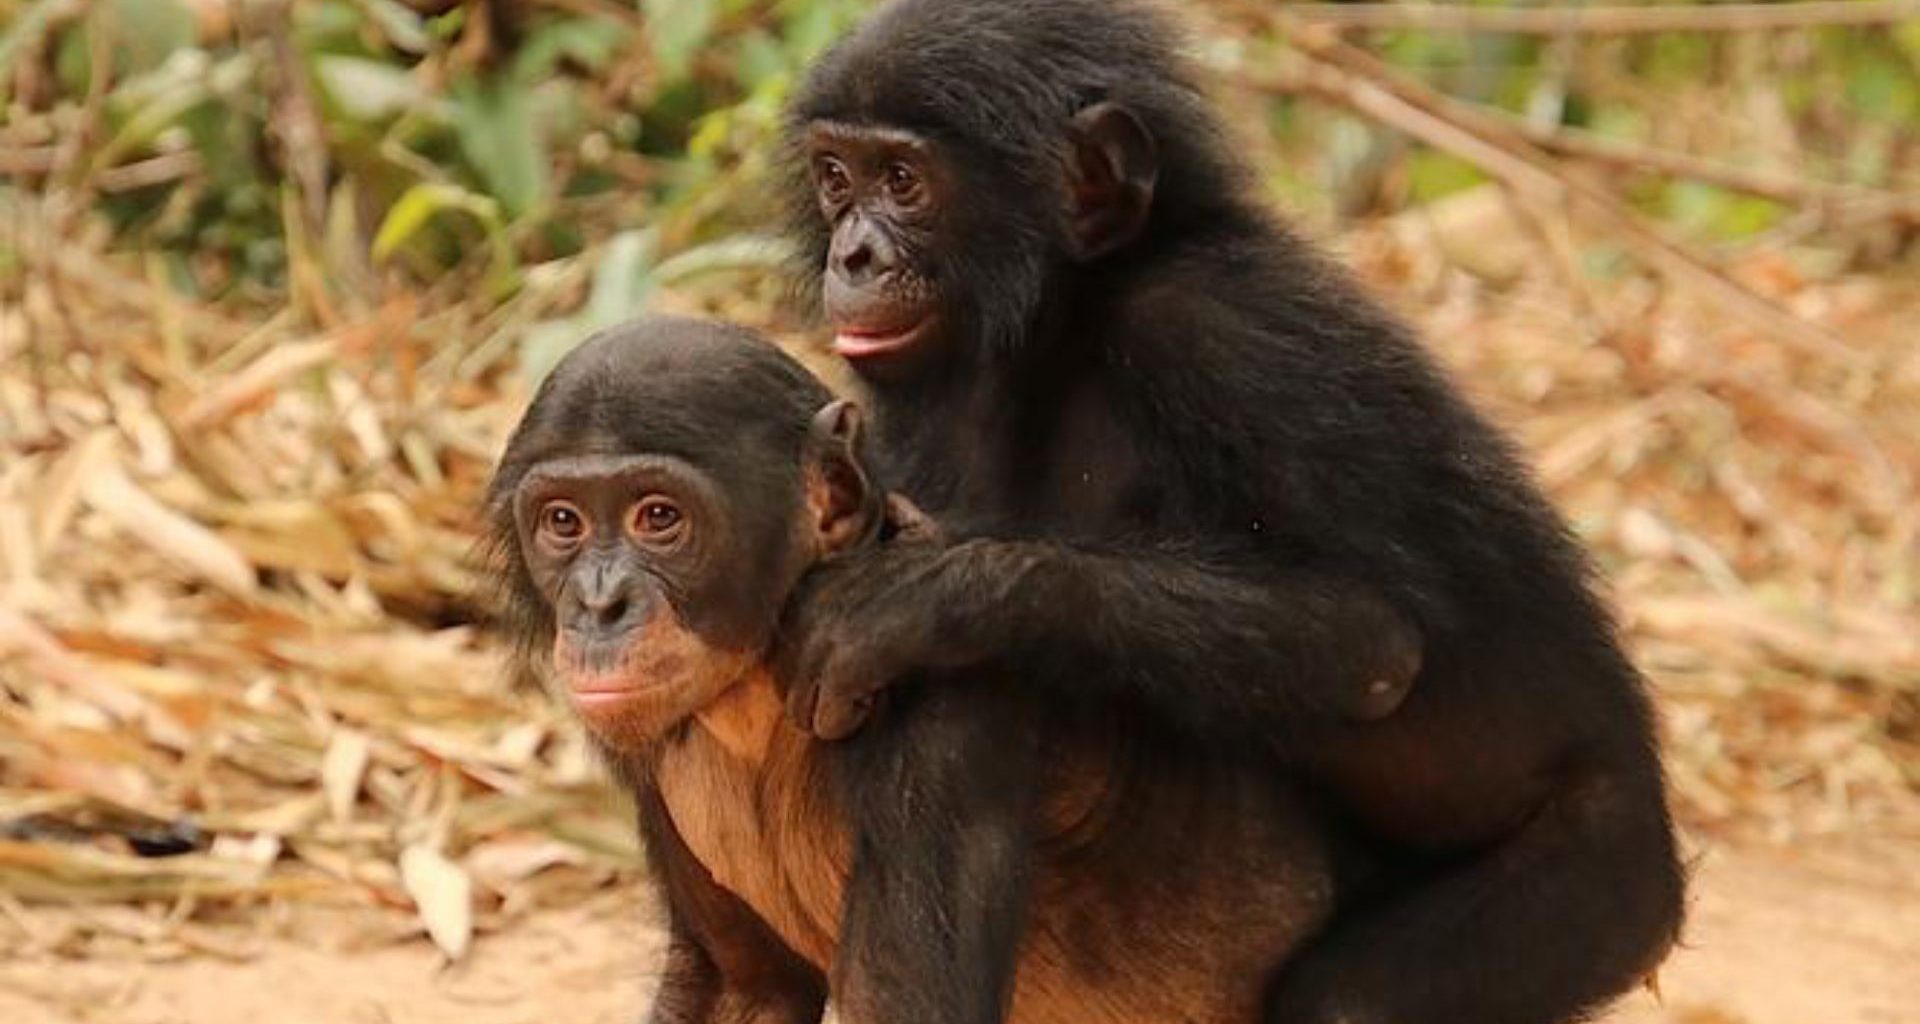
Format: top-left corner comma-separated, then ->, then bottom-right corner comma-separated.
935,539 -> 1084,650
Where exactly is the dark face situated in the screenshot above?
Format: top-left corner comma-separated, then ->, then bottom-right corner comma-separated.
806,121 -> 951,366
800,106 -> 1157,375
512,451 -> 769,746
500,385 -> 877,753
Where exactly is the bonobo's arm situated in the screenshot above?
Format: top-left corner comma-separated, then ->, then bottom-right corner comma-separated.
636,789 -> 826,1024
778,536 -> 1424,742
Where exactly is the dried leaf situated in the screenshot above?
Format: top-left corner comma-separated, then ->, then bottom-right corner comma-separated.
320,729 -> 371,823
399,843 -> 472,960
79,465 -> 259,599
177,337 -> 338,430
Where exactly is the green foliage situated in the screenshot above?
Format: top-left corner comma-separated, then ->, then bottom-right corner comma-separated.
8,0 -> 866,306
518,228 -> 661,384
4,0 -> 1911,343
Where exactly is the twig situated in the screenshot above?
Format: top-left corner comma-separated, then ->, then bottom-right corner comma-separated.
530,0 -> 646,29
254,0 -> 330,236
1511,121 -> 1920,225
1234,12 -> 1869,368
1286,1 -> 1920,35
0,147 -> 60,177
95,152 -> 204,194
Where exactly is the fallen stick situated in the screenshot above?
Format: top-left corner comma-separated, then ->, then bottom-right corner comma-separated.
1286,1 -> 1920,36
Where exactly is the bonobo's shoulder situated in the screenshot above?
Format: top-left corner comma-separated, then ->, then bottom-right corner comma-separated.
1102,231 -> 1479,461
1111,234 -> 1430,382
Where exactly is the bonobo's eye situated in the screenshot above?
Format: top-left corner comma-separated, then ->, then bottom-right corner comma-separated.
538,500 -> 587,546
882,161 -> 924,208
815,156 -> 853,207
630,496 -> 686,545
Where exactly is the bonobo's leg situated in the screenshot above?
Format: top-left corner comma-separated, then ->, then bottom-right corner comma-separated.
830,679 -> 1045,1024
1264,763 -> 1684,1024
637,789 -> 827,1024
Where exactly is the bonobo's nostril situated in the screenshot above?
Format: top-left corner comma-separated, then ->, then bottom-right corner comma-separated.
593,595 -> 630,627
840,243 -> 874,282
572,564 -> 633,630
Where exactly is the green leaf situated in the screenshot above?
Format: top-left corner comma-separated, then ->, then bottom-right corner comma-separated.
650,234 -> 788,285
584,229 -> 660,325
1844,54 -> 1916,122
519,229 -> 660,385
781,0 -> 858,62
0,0 -> 69,89
353,0 -> 433,54
93,52 -> 257,172
108,0 -> 195,73
732,29 -> 785,86
1405,151 -> 1486,204
514,17 -> 627,82
451,77 -> 549,217
372,181 -> 510,270
316,56 -> 441,122
1896,17 -> 1920,61
643,0 -> 716,79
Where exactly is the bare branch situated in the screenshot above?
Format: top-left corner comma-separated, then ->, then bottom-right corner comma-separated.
1509,122 -> 1920,225
1232,12 -> 1871,368
1286,1 -> 1920,36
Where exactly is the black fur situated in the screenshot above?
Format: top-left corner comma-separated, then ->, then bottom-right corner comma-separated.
486,318 -> 1349,1024
779,2 -> 1686,1023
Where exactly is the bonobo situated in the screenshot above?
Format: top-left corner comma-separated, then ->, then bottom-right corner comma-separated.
487,316 -> 1348,1024
775,1 -> 1686,1023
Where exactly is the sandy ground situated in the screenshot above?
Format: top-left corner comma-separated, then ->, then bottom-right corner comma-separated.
1,833 -> 1913,1024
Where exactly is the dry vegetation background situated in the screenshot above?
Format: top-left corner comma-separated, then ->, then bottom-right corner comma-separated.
0,0 -> 1916,1019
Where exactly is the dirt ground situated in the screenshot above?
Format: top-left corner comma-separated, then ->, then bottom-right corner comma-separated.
1,831 -> 1913,1024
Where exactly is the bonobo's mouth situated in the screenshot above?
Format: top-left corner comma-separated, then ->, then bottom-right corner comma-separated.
551,629 -> 756,747
832,315 -> 935,360
553,634 -> 674,721
561,667 -> 657,722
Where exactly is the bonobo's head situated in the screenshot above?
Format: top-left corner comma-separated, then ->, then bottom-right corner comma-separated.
783,0 -> 1243,376
486,317 -> 881,749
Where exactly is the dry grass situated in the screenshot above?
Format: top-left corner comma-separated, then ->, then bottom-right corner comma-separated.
0,180 -> 1914,961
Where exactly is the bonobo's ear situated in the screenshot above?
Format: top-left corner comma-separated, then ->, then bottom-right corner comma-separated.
806,399 -> 880,554
1064,101 -> 1158,262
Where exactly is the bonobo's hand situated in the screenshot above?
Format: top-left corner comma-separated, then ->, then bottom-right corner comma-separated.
1343,608 -> 1424,722
778,494 -> 967,739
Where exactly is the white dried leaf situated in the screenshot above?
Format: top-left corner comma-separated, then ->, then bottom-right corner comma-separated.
79,464 -> 258,598
400,843 -> 472,960
321,728 -> 372,823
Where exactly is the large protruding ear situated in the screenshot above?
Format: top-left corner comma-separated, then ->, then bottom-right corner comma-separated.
806,399 -> 881,554
1064,101 -> 1158,262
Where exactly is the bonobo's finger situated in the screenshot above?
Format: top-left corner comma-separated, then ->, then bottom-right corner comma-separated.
784,672 -> 821,731
883,492 -> 944,544
812,686 -> 876,740
1347,617 -> 1424,722
1348,674 -> 1414,722
780,635 -> 825,728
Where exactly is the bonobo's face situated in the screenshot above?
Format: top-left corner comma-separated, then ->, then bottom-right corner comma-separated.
800,105 -> 1156,377
805,122 -> 952,366
500,375 -> 879,753
512,452 -> 770,747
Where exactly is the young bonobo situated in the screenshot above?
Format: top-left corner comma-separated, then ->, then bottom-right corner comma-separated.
775,1 -> 1686,1023
487,316 -> 1346,1024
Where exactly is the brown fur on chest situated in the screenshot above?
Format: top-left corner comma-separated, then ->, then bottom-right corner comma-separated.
655,677 -> 1336,1024
655,673 -> 848,966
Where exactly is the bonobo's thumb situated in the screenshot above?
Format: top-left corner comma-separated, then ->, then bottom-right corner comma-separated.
882,492 -> 944,545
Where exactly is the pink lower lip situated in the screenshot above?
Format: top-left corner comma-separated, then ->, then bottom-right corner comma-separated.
833,320 -> 928,359
567,673 -> 645,707
569,690 -> 638,724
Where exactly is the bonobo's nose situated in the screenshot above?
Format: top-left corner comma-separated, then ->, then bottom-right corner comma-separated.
566,561 -> 642,635
830,216 -> 898,288
837,240 -> 875,284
